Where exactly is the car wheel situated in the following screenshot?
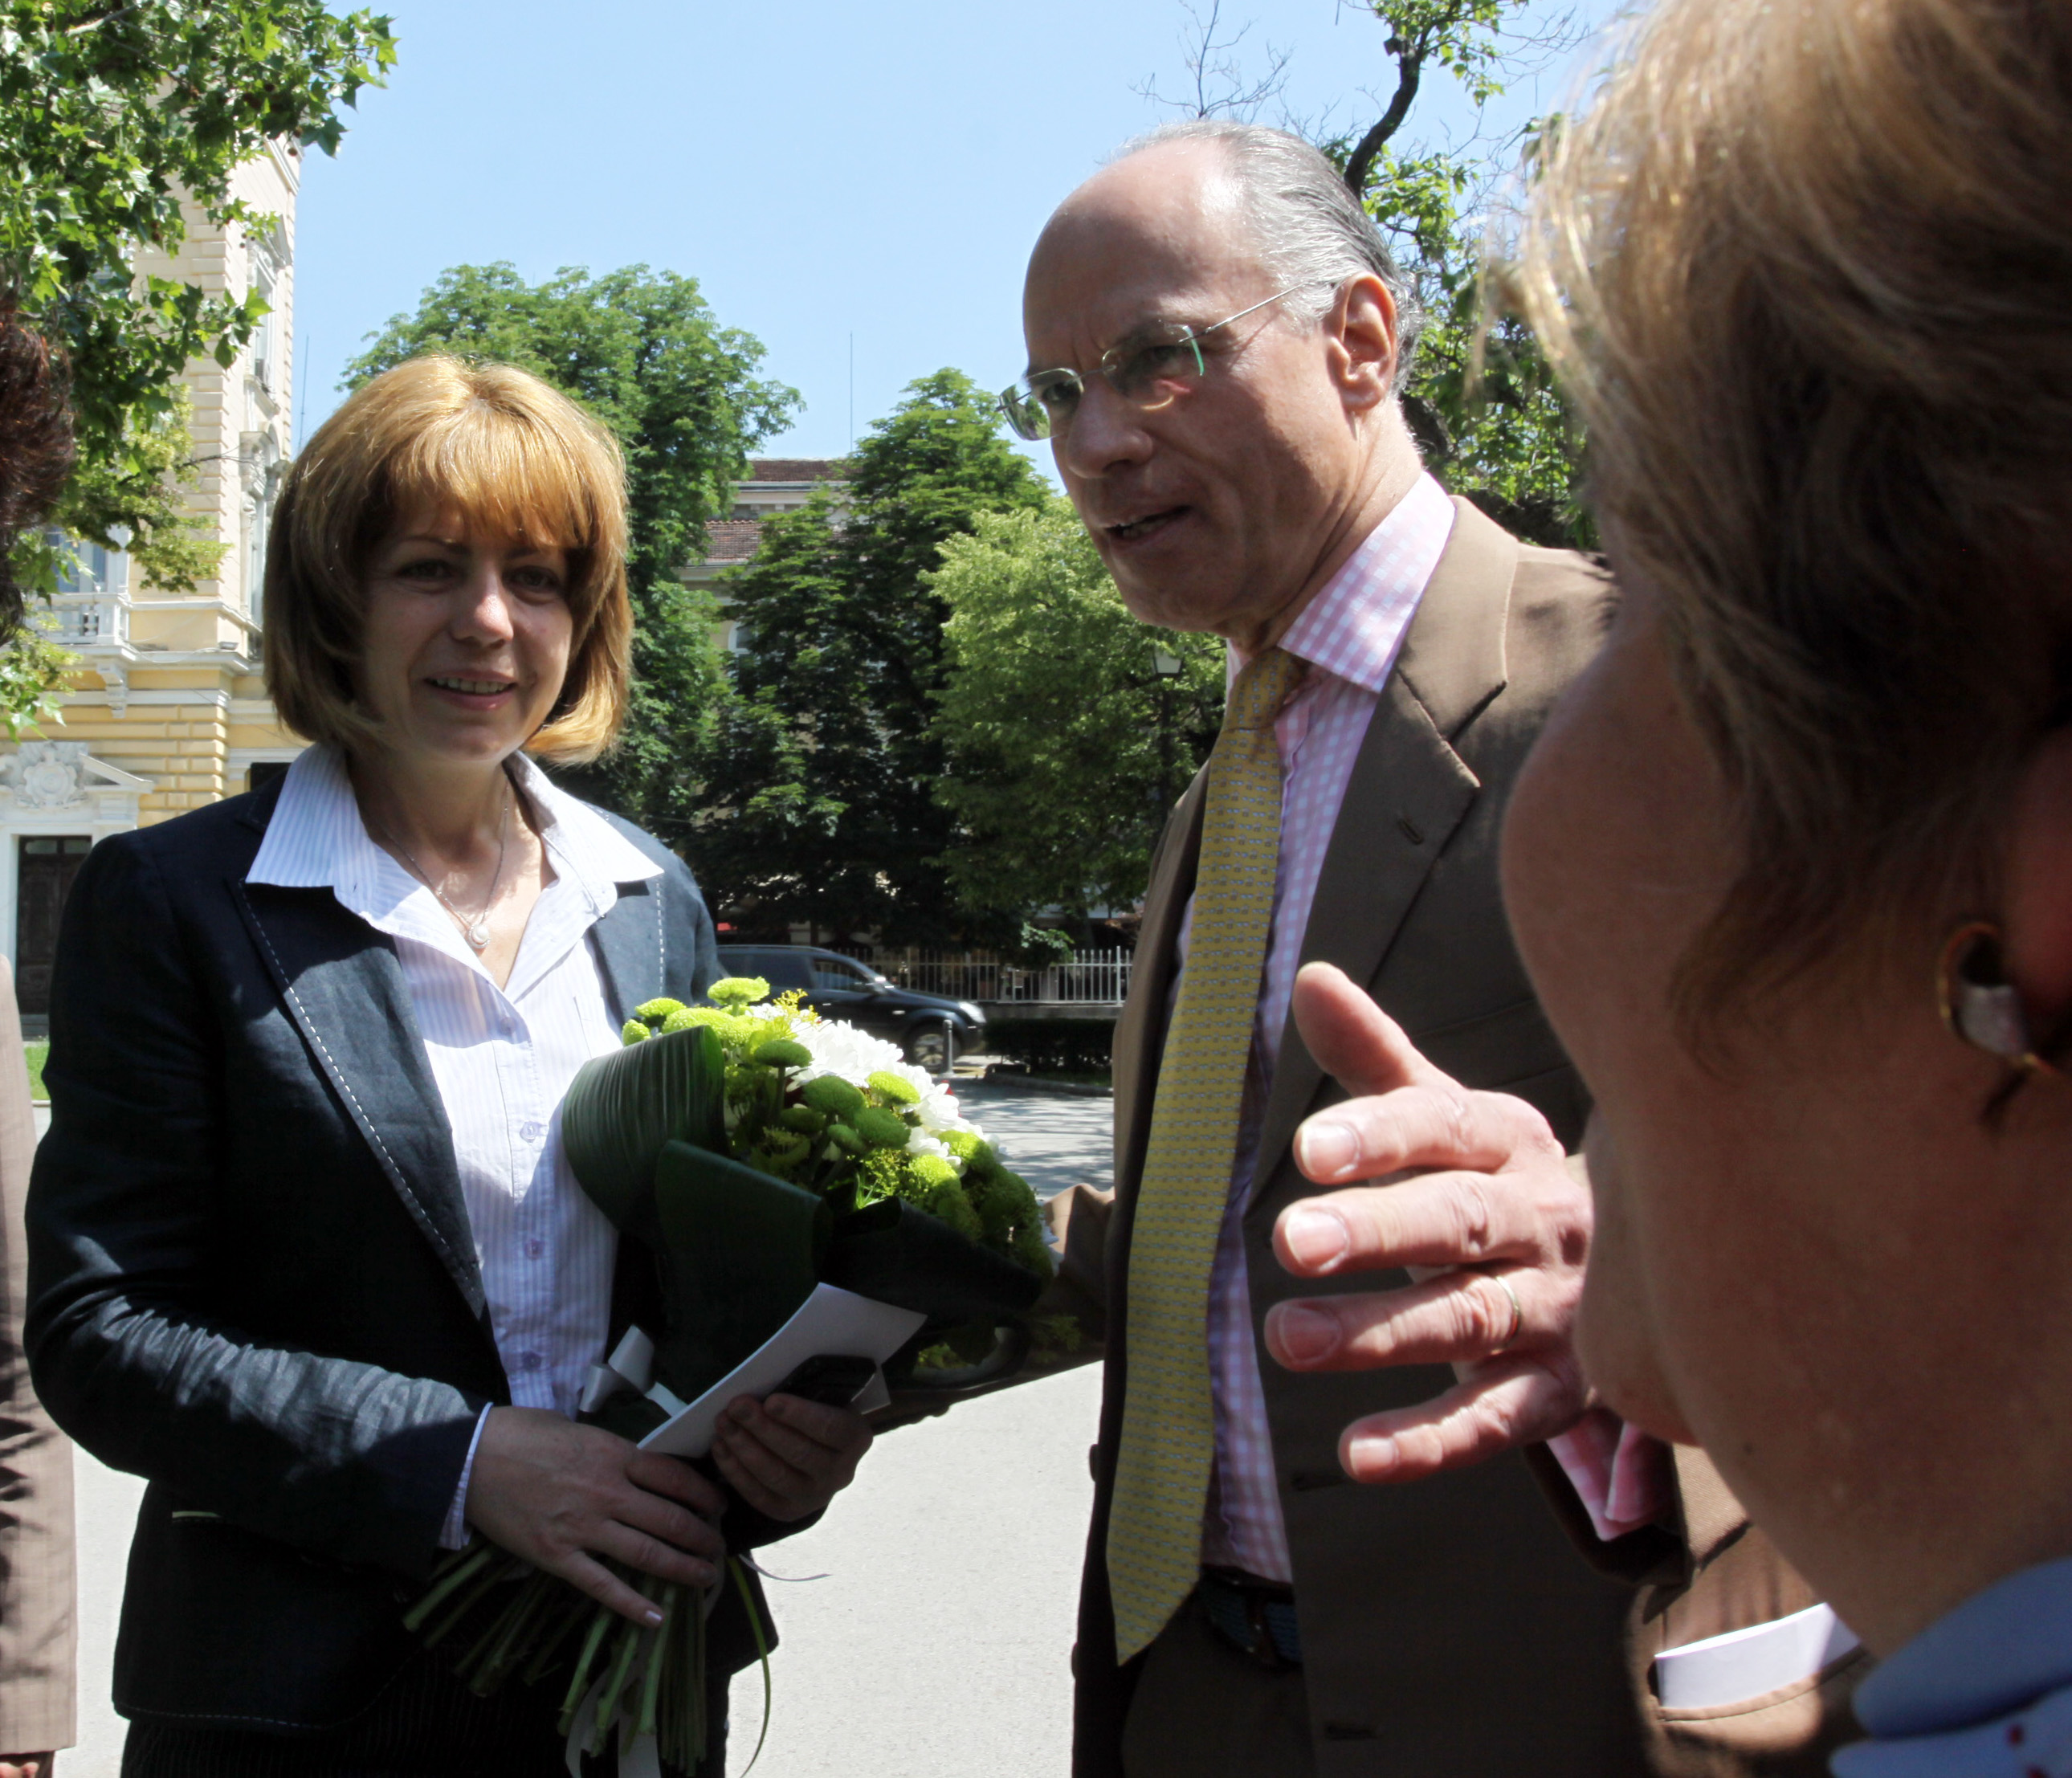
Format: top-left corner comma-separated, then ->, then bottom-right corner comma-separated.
903,1022 -> 953,1074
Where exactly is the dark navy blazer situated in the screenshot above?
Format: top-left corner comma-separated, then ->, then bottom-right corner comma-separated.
24,774 -> 740,1732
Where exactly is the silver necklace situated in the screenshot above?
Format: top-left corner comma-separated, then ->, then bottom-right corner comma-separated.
384,782 -> 511,952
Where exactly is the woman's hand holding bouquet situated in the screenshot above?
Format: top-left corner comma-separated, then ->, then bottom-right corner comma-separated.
465,1410 -> 726,1627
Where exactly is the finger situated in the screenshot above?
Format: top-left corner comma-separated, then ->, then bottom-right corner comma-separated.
545,1546 -> 671,1628
765,1393 -> 875,1461
722,1397 -> 839,1474
1335,1361 -> 1590,1486
712,1436 -> 806,1520
611,1486 -> 725,1562
1275,1168 -> 1572,1278
1291,964 -> 1454,1099
714,1417 -> 818,1500
625,1450 -> 727,1518
1292,1082 -> 1556,1188
1263,1268 -> 1536,1372
595,1517 -> 721,1592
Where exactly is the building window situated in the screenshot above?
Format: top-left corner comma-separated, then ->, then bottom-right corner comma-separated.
249,244 -> 280,394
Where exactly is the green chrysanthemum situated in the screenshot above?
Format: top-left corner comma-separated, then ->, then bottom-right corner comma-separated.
708,977 -> 770,1009
802,1075 -> 865,1119
634,997 -> 687,1023
867,1070 -> 920,1107
854,1107 -> 910,1149
908,1152 -> 959,1189
924,1179 -> 982,1241
941,1130 -> 991,1166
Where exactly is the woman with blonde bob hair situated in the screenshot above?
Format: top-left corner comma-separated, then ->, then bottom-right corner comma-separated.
27,356 -> 872,1775
1484,0 -> 2072,1767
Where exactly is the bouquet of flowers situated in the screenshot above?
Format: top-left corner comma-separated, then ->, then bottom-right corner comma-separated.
405,978 -> 1056,1776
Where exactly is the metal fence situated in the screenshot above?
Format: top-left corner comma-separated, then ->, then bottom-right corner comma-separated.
840,947 -> 1133,1005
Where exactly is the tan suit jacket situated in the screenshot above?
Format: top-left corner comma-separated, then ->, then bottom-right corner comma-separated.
0,960 -> 74,1754
1046,500 -> 1863,1777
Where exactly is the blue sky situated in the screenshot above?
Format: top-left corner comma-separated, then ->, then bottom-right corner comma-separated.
291,0 -> 1623,471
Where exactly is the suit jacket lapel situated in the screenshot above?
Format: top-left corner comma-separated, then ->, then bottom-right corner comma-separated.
588,879 -> 667,1027
234,879 -> 485,1317
1248,498 -> 1519,1201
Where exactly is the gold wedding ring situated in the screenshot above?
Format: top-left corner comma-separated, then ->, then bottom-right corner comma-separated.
1490,1274 -> 1524,1354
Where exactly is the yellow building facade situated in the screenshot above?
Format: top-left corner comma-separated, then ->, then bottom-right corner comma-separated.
0,145 -> 308,1013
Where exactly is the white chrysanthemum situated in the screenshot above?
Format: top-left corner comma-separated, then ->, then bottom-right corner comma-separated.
793,1017 -> 904,1086
906,1129 -> 949,1160
916,1083 -> 978,1139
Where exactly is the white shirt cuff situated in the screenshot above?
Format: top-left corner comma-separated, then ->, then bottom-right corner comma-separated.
439,1405 -> 494,1551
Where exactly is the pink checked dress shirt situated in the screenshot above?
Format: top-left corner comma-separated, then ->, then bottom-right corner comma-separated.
1180,474 -> 1659,1584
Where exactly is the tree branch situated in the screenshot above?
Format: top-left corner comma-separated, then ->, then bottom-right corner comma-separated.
1344,47 -> 1423,198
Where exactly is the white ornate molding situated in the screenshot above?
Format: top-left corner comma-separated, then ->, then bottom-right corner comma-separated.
0,742 -> 153,813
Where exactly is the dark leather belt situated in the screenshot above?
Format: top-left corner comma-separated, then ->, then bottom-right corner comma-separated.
1198,1567 -> 1303,1669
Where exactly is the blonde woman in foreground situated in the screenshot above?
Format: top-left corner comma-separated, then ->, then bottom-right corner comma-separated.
1490,0 -> 2072,1769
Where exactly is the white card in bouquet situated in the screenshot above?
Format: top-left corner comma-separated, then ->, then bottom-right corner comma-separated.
636,1283 -> 926,1459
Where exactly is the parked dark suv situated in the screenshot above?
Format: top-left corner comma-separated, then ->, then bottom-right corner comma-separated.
712,945 -> 984,1073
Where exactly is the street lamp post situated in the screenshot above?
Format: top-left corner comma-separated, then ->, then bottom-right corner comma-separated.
1152,647 -> 1182,814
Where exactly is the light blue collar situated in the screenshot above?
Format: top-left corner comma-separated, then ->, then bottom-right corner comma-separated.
1833,1558 -> 2072,1778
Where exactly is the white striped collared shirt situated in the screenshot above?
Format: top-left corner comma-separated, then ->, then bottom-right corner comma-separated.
1181,471 -> 1457,1582
247,744 -> 663,1541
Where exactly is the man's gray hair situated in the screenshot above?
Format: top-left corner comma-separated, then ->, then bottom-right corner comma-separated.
1119,119 -> 1423,389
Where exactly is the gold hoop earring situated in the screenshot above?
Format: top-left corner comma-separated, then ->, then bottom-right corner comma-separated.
1936,921 -> 2061,1078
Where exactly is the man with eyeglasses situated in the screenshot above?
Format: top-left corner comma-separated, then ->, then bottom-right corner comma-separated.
1015,122 -> 1850,1778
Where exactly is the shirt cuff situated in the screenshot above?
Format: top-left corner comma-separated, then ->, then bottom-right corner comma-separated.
439,1405 -> 494,1551
1547,1408 -> 1674,1540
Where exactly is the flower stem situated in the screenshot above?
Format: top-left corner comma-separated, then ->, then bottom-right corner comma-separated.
463,1571 -> 556,1695
522,1584 -> 598,1687
556,1603 -> 617,1738
588,1583 -> 654,1757
419,1556 -> 508,1650
636,1583 -> 677,1741
731,1556 -> 773,1774
401,1543 -> 496,1636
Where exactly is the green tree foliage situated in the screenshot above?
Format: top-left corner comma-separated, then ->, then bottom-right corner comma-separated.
932,500 -> 1223,928
1333,2 -> 1593,548
345,263 -> 800,837
3,393 -> 229,736
0,0 -> 396,716
692,369 -> 1047,943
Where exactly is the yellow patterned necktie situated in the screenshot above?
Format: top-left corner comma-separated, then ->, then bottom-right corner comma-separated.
1107,645 -> 1304,1664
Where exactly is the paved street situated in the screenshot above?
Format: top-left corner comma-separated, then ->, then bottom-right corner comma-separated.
59,1083 -> 1115,1777
946,1079 -> 1113,1205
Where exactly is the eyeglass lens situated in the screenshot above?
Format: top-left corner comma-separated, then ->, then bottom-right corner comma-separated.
1001,327 -> 1208,441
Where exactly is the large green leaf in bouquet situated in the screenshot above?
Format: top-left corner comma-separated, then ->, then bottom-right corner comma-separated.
558,1023 -> 727,1242
651,1140 -> 829,1403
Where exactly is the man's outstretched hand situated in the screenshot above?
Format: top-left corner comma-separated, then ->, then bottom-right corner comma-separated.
1263,962 -> 1592,1486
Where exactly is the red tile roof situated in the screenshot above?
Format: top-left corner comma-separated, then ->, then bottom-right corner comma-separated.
746,459 -> 845,483
701,519 -> 765,562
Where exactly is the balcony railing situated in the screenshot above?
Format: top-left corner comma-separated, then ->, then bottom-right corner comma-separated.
47,593 -> 129,646
838,947 -> 1134,1005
